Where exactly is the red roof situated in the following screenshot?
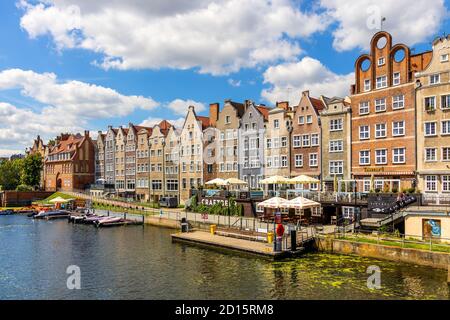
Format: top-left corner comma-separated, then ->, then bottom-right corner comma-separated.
310,97 -> 325,112
196,116 -> 210,129
256,106 -> 270,120
49,134 -> 84,155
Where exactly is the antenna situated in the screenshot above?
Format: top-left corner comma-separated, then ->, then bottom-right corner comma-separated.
380,17 -> 386,31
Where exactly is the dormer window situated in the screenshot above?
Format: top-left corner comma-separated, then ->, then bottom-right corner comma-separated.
378,57 -> 385,66
441,54 -> 449,62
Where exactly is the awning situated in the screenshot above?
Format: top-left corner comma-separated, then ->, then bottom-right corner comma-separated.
354,171 -> 415,176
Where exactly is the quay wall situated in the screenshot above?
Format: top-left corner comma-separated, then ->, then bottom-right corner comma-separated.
316,236 -> 450,270
1,191 -> 54,207
144,216 -> 180,229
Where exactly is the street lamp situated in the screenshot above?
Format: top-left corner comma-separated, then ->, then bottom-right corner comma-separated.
148,139 -> 152,205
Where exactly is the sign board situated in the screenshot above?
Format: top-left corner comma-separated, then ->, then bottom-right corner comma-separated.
368,194 -> 397,215
422,219 -> 441,239
275,211 -> 282,224
200,198 -> 229,207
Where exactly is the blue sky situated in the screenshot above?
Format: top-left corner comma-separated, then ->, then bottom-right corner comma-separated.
0,0 -> 449,156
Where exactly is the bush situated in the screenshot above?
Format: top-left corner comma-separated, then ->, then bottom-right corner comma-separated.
16,184 -> 33,192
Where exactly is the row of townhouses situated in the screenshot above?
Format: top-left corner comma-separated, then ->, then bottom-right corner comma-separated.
30,32 -> 450,204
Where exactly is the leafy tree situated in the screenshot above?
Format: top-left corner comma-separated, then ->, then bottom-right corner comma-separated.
20,154 -> 43,187
0,159 -> 23,190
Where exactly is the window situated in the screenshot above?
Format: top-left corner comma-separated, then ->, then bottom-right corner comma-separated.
267,157 -> 272,168
298,116 -> 305,124
281,155 -> 288,167
442,120 -> 450,135
425,175 -> 438,192
375,123 -> 387,138
441,54 -> 449,62
166,180 -> 178,191
443,176 -> 450,192
375,149 -> 387,164
225,115 -> 231,124
392,95 -> 404,109
442,147 -> 450,161
375,98 -> 386,112
376,76 -> 387,89
273,137 -> 280,148
441,95 -> 450,109
359,101 -> 370,115
378,57 -> 385,66
364,79 -> 371,92
424,122 -> 437,136
392,148 -> 405,164
274,119 -> 280,129
281,136 -> 287,147
392,121 -> 405,136
293,135 -> 301,147
329,161 -> 343,175
273,156 -> 280,168
330,118 -> 343,131
359,150 -> 370,165
311,134 -> 319,146
425,148 -> 437,162
342,207 -> 355,219
302,135 -> 310,147
294,154 -> 303,167
306,115 -> 313,124
393,72 -> 400,85
266,138 -> 272,149
425,96 -> 436,111
430,74 -> 440,85
329,140 -> 343,153
359,125 -> 370,140
309,153 -> 318,167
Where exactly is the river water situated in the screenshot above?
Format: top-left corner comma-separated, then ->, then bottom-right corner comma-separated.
0,215 -> 448,300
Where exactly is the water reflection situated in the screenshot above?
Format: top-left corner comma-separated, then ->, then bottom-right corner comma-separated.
0,215 -> 448,300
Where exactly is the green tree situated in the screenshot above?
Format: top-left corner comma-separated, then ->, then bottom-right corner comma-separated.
0,159 -> 23,190
20,154 -> 43,187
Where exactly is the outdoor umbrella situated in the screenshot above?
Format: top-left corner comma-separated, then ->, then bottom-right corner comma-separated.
205,178 -> 228,186
225,178 -> 248,185
260,176 -> 290,197
49,197 -> 74,203
288,175 -> 320,184
287,196 -> 321,223
257,197 -> 290,209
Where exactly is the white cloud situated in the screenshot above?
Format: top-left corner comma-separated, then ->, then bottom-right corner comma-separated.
0,68 -> 161,155
227,79 -> 241,87
19,0 -> 330,75
0,149 -> 23,157
0,69 -> 158,119
261,57 -> 354,105
320,0 -> 447,52
140,117 -> 185,130
167,99 -> 205,116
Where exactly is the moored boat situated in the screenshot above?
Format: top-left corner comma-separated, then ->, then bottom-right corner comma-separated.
0,210 -> 14,216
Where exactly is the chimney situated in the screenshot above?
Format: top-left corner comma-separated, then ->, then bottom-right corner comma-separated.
84,130 -> 90,137
276,101 -> 289,110
209,103 -> 219,127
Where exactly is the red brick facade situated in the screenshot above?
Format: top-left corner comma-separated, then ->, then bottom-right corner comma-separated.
44,131 -> 96,191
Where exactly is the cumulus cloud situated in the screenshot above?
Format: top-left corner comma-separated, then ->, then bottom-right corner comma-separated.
140,117 -> 185,130
0,69 -> 158,118
261,57 -> 354,105
320,0 -> 447,52
18,0 -> 330,75
166,99 -> 205,116
0,68 -> 161,155
227,79 -> 241,87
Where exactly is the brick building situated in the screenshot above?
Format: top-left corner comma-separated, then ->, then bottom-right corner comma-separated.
350,31 -> 431,192
44,131 -> 95,191
291,91 -> 324,190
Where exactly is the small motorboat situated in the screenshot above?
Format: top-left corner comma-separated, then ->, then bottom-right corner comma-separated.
0,210 -> 14,216
83,215 -> 106,224
33,210 -> 69,219
94,216 -> 123,227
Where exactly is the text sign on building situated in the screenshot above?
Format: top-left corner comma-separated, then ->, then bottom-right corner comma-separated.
368,194 -> 397,214
200,198 -> 229,207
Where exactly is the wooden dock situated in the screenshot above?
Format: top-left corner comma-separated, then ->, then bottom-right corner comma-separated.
171,231 -> 304,260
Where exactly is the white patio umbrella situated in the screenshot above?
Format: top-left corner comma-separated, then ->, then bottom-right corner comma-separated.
257,197 -> 291,209
225,178 -> 248,185
260,176 -> 290,197
205,178 -> 228,186
288,196 -> 321,222
49,196 -> 74,203
288,175 -> 320,184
